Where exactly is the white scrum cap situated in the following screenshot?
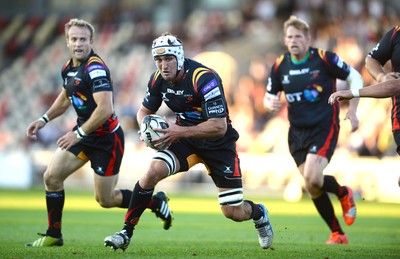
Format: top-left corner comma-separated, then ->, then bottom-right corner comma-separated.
152,34 -> 184,71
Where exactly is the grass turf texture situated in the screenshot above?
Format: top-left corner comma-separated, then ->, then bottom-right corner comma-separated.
0,189 -> 399,258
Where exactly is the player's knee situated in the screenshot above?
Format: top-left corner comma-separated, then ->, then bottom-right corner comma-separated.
96,196 -> 115,208
43,171 -> 62,190
142,162 -> 169,185
304,175 -> 321,189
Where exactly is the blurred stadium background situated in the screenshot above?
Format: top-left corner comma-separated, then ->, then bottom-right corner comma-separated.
0,0 -> 399,203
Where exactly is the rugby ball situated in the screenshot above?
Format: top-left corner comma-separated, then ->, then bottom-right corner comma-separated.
140,115 -> 169,150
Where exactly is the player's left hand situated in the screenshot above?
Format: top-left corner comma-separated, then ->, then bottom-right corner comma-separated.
328,90 -> 354,105
56,131 -> 80,150
344,111 -> 359,132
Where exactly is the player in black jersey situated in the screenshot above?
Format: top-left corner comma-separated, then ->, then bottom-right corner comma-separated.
264,16 -> 362,244
25,18 -> 172,247
330,25 -> 400,186
104,32 -> 274,251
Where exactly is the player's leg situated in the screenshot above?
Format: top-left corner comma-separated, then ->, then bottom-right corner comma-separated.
205,144 -> 273,249
26,148 -> 86,247
323,175 -> 356,226
93,172 -> 173,229
104,150 -> 178,251
303,154 -> 348,244
218,187 -> 274,249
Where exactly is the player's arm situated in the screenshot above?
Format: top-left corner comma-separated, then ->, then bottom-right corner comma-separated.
344,67 -> 363,132
329,79 -> 400,104
44,88 -> 71,121
79,91 -> 114,135
26,88 -> 70,140
264,62 -> 283,112
137,104 -> 156,127
174,117 -> 227,139
365,55 -> 388,82
359,79 -> 400,97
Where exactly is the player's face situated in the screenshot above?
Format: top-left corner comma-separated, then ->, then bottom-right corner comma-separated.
284,26 -> 310,60
66,26 -> 93,66
154,55 -> 178,81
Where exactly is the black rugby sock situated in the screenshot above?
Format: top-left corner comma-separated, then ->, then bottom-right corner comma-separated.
244,200 -> 263,220
119,189 -> 133,208
123,182 -> 154,237
45,190 -> 64,238
312,192 -> 343,234
322,175 -> 348,198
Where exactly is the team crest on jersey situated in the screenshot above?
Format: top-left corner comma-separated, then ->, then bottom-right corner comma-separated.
74,77 -> 81,86
303,84 -> 323,103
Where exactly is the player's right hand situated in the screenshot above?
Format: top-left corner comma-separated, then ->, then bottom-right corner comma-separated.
26,120 -> 46,141
263,92 -> 282,112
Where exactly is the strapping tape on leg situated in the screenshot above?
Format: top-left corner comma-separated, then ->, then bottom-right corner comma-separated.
218,188 -> 243,206
152,150 -> 177,176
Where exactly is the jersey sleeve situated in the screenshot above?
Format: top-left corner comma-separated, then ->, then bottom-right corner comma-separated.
142,71 -> 163,112
323,50 -> 351,80
266,55 -> 284,94
85,57 -> 113,93
197,70 -> 227,119
368,26 -> 398,65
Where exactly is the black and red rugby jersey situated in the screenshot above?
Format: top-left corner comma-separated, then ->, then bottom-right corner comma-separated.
61,50 -> 119,136
267,47 -> 351,128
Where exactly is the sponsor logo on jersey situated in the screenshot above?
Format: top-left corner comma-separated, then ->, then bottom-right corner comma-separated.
201,79 -> 218,94
93,79 -> 110,89
87,64 -> 104,72
286,92 -> 303,103
289,68 -> 309,75
335,56 -> 344,68
205,98 -> 225,116
89,69 -> 106,79
204,87 -> 221,101
71,92 -> 87,110
303,84 -> 323,103
167,88 -> 184,95
67,71 -> 78,77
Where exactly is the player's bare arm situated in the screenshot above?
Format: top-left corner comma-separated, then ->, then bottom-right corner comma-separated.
136,104 -> 156,127
329,79 -> 400,106
26,88 -> 70,140
365,56 -> 400,82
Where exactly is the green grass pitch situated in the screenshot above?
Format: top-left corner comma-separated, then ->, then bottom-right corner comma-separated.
0,188 -> 399,258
